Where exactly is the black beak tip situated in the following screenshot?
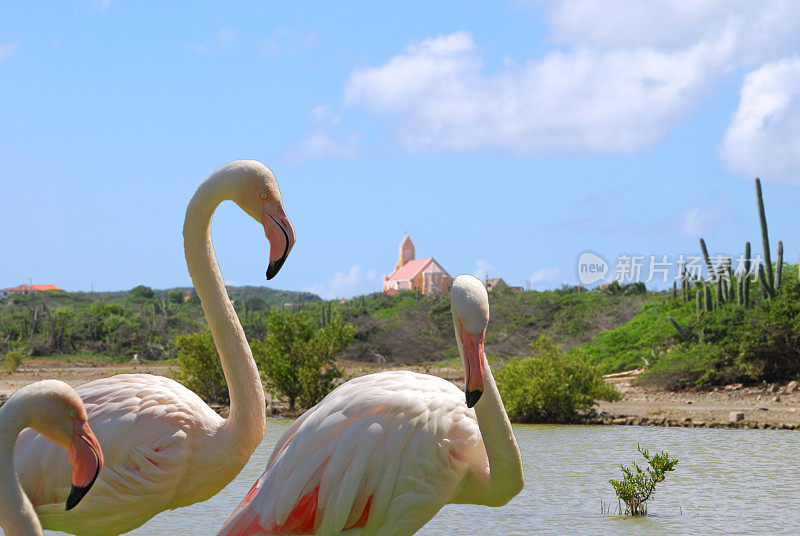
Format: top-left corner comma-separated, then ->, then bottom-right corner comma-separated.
66,485 -> 90,511
465,389 -> 483,408
266,257 -> 286,280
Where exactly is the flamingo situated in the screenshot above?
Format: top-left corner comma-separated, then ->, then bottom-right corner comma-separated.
1,379 -> 104,536
13,160 -> 296,536
218,274 -> 524,536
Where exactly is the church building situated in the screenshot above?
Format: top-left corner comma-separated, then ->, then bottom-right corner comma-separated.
382,235 -> 452,296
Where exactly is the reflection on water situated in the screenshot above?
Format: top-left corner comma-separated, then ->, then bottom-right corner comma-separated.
39,422 -> 800,536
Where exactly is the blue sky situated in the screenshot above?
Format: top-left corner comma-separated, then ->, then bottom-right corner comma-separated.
2,1 -> 800,298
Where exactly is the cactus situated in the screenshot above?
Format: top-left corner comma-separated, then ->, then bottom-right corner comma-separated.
669,316 -> 689,342
758,263 -> 771,299
737,276 -> 744,306
699,238 -> 714,281
776,240 -> 784,289
726,258 -> 735,303
672,281 -> 677,300
704,282 -> 713,312
755,178 -> 775,296
696,289 -> 703,316
715,266 -> 725,304
744,242 -> 751,308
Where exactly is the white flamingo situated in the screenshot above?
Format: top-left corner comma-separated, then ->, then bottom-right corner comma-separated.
13,160 -> 296,536
218,274 -> 523,536
1,379 -> 104,536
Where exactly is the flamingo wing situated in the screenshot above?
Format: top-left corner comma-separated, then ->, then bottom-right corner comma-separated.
15,374 -> 213,536
218,371 -> 484,536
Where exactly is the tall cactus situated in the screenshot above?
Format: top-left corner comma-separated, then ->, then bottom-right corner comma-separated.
696,289 -> 703,316
699,238 -> 714,281
726,258 -> 735,303
716,269 -> 725,304
776,240 -> 784,289
744,242 -> 751,308
755,178 -> 775,296
704,282 -> 713,312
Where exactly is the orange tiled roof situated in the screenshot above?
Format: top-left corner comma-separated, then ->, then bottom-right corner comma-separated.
1,284 -> 61,293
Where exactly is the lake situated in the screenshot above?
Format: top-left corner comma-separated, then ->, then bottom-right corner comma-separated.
39,421 -> 800,536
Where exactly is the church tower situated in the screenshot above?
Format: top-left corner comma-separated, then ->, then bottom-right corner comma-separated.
396,235 -> 415,270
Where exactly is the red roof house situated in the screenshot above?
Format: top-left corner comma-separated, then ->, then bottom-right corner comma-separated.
382,236 -> 452,296
1,284 -> 62,295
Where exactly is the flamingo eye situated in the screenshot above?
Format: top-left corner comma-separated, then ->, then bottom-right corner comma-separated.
260,193 -> 267,199
69,409 -> 77,418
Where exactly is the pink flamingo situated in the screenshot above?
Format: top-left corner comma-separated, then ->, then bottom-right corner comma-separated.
13,160 -> 295,536
1,379 -> 103,536
218,274 -> 523,536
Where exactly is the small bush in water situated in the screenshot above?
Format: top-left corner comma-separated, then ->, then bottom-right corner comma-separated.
610,444 -> 679,516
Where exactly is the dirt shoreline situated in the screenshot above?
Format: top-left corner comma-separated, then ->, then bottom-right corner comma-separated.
2,360 -> 799,430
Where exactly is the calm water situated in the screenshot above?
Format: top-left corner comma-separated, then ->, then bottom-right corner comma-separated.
39,421 -> 800,535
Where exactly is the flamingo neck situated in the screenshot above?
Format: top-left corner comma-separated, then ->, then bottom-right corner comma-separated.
183,172 -> 266,459
0,398 -> 44,536
471,359 -> 524,507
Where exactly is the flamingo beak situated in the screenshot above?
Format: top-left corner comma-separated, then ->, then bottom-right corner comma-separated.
459,323 -> 486,408
66,420 -> 103,510
262,202 -> 296,280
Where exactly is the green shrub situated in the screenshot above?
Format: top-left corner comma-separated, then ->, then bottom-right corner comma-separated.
174,330 -> 229,404
253,310 -> 355,410
638,344 -> 744,390
166,289 -> 184,304
1,350 -> 23,373
496,335 -> 621,423
129,285 -> 155,299
610,444 -> 679,516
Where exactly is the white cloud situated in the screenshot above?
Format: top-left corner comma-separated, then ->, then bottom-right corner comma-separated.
284,105 -> 361,161
258,28 -> 316,58
546,0 -> 800,64
719,57 -> 800,183
335,2 -> 800,156
473,259 -> 496,280
674,204 -> 722,236
530,267 -> 559,284
343,31 -> 732,154
183,27 -> 238,56
90,0 -> 112,13
0,42 -> 19,62
304,264 -> 380,300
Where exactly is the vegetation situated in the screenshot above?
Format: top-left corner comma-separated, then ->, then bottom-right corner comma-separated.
583,177 -> 800,389
339,286 -> 648,364
174,330 -> 229,404
5,176 -> 800,402
0,285 -> 319,361
610,444 -> 679,516
1,350 -> 23,374
252,311 -> 356,410
495,335 -> 621,423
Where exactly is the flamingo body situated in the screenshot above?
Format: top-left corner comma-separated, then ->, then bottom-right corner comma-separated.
1,380 -> 103,536
219,275 -> 523,536
219,371 -> 486,536
11,160 -> 296,536
15,374 -> 231,535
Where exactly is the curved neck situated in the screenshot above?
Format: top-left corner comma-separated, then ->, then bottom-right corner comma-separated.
183,173 -> 266,454
0,400 -> 44,536
471,361 -> 524,505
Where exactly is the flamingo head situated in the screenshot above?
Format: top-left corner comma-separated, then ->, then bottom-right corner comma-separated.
22,380 -> 104,510
230,161 -> 296,280
451,275 -> 490,408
